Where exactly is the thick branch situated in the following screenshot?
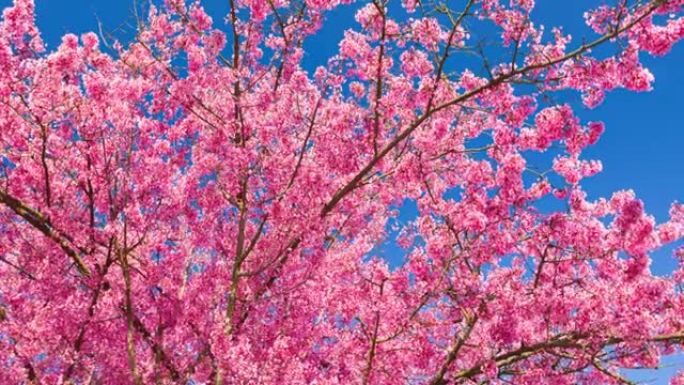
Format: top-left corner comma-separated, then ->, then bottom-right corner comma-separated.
0,190 -> 90,276
129,310 -> 181,381
428,313 -> 479,385
453,332 -> 684,381
119,240 -> 143,385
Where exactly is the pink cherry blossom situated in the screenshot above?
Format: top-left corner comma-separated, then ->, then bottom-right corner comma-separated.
0,0 -> 683,384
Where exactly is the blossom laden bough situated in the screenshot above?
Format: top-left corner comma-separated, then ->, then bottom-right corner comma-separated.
0,0 -> 683,384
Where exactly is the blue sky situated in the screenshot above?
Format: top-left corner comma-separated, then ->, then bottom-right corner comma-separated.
3,0 -> 682,382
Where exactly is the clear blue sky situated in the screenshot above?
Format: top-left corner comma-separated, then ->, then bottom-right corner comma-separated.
4,0 -> 682,382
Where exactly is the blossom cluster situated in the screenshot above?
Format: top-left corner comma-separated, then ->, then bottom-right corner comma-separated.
0,0 -> 682,384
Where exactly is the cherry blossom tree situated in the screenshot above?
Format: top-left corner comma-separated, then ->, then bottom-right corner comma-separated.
0,0 -> 683,383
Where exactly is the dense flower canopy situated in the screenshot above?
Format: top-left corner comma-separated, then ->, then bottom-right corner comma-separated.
0,0 -> 683,383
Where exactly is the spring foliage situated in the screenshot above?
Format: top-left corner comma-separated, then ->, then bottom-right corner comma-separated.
0,0 -> 684,383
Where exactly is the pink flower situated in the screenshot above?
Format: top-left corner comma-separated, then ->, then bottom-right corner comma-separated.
410,17 -> 444,51
400,49 -> 432,77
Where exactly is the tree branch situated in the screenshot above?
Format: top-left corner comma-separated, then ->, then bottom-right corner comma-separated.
0,190 -> 90,276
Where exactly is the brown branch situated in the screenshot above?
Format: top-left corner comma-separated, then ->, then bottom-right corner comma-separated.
371,0 -> 388,155
225,177 -> 248,335
118,239 -> 143,385
64,241 -> 115,381
228,0 -> 246,145
426,0 -> 475,112
592,359 -> 637,385
453,331 -> 684,381
240,214 -> 268,263
0,190 -> 90,276
128,310 -> 181,381
284,98 -> 322,192
362,312 -> 381,385
533,245 -> 549,289
231,238 -> 301,333
0,255 -> 36,280
378,291 -> 433,343
428,313 -> 479,385
39,126 -> 51,208
228,0 -> 240,70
